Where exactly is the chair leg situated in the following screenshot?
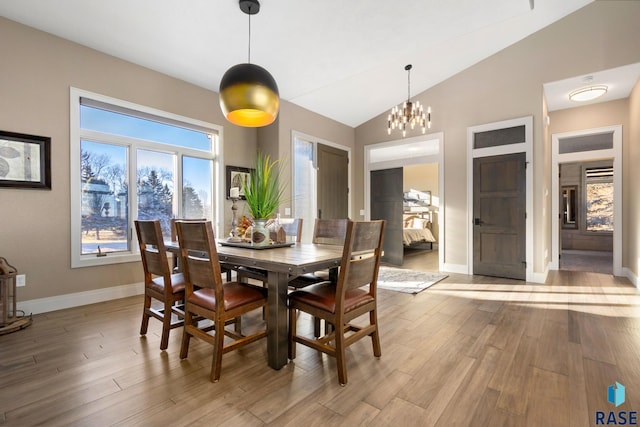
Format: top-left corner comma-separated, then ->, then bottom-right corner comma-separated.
140,294 -> 151,335
370,310 -> 382,357
335,324 -> 348,386
180,311 -> 192,359
160,299 -> 172,350
234,316 -> 242,333
313,317 -> 321,337
210,320 -> 226,382
288,307 -> 297,360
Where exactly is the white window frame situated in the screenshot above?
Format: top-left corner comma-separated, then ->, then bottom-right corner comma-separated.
70,87 -> 223,268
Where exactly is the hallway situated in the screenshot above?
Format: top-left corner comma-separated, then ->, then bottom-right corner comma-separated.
560,250 -> 613,275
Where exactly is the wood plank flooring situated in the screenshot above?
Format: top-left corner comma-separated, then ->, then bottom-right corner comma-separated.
1,264 -> 639,426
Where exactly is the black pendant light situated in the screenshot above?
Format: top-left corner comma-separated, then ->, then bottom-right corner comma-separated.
219,0 -> 279,127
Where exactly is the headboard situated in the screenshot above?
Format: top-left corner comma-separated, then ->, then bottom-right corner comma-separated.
403,214 -> 432,230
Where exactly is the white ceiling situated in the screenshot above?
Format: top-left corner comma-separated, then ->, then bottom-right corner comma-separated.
1,0 -> 616,127
544,62 -> 640,112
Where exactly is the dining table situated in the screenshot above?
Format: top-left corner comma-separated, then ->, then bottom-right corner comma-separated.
166,239 -> 344,370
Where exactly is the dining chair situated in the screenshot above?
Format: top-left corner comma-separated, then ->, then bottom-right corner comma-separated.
175,220 -> 268,382
288,220 -> 385,385
287,218 -> 349,336
170,218 -> 232,281
287,218 -> 349,288
135,220 -> 186,351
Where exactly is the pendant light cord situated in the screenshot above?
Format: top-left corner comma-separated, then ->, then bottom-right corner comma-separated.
247,6 -> 252,63
407,67 -> 411,102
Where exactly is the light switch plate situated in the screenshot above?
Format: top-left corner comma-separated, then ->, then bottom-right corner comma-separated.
16,274 -> 26,287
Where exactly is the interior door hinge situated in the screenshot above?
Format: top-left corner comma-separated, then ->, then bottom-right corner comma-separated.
522,261 -> 527,267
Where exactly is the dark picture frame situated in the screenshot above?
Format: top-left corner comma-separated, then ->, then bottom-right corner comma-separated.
226,165 -> 253,200
0,130 -> 51,190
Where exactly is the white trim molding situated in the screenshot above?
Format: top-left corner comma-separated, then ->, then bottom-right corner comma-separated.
17,283 -> 144,315
364,132 -> 445,272
550,125 -> 622,276
623,268 -> 639,288
467,116 -> 535,282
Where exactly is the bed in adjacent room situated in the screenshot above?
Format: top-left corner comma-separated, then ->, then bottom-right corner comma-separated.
403,214 -> 436,248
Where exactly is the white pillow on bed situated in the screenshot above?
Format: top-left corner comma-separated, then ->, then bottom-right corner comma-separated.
412,218 -> 427,229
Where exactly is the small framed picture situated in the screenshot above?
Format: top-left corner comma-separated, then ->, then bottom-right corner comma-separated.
226,165 -> 253,200
0,130 -> 51,190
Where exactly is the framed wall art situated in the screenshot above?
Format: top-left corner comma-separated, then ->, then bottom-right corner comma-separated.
226,165 -> 253,200
0,130 -> 51,190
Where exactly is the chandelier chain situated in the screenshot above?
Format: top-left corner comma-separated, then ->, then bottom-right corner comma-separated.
407,67 -> 411,102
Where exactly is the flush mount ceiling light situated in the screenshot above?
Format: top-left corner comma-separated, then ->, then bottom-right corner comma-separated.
219,0 -> 279,127
388,64 -> 431,137
569,85 -> 608,102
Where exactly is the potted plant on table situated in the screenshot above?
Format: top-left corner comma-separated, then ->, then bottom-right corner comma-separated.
242,152 -> 286,246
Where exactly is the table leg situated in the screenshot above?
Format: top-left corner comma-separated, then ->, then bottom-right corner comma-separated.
266,270 -> 289,369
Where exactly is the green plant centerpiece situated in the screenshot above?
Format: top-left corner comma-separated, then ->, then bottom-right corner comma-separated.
242,152 -> 286,246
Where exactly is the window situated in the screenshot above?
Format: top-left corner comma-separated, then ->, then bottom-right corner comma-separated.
584,166 -> 613,232
71,88 -> 221,268
292,135 -> 316,243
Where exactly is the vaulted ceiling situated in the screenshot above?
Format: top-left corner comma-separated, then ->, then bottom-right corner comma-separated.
1,0 -> 597,126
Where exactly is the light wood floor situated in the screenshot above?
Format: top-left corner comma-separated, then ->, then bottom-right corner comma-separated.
1,267 -> 639,426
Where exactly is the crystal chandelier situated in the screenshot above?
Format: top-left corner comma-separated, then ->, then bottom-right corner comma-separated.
388,64 -> 431,137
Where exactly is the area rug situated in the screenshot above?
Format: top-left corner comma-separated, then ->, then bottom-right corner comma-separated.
376,266 -> 448,294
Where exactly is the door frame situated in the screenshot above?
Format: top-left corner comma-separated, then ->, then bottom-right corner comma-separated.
364,132 -> 444,272
467,116 -> 533,281
550,125 -> 622,275
291,130 -> 352,224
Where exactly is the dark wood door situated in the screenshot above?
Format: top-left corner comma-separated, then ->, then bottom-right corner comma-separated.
473,153 -> 526,280
317,143 -> 348,220
370,168 -> 403,265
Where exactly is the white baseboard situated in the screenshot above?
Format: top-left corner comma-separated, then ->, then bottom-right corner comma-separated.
17,282 -> 144,315
528,268 -> 548,284
441,262 -> 547,283
623,267 -> 639,288
442,263 -> 468,275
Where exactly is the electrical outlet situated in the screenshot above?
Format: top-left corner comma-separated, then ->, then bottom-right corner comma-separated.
359,209 -> 365,216
16,274 -> 26,287
284,207 -> 291,215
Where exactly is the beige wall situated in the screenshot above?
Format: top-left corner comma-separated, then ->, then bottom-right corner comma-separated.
0,16 -> 255,302
355,1 -> 640,276
3,1 -> 640,309
0,16 -> 348,307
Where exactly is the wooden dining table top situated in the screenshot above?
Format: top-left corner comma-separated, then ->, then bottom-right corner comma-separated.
166,240 -> 344,275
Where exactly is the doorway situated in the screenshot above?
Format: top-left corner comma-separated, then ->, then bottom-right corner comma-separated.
467,116 -> 533,281
551,126 -> 622,275
364,132 -> 444,272
292,132 -> 350,243
473,153 -> 526,280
